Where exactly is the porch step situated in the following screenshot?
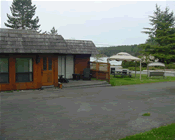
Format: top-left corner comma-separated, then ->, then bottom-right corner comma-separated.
41,81 -> 112,90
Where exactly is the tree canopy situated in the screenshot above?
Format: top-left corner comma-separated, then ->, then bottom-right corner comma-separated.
49,27 -> 58,35
95,44 -> 142,57
139,4 -> 175,64
41,27 -> 58,35
4,0 -> 41,31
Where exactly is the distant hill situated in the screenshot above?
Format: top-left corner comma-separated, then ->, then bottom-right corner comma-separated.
93,44 -> 143,57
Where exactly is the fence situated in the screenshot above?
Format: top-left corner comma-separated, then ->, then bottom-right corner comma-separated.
90,62 -> 110,83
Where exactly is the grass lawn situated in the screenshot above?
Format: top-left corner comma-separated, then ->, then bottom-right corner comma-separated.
84,75 -> 175,139
119,123 -> 175,140
109,73 -> 175,86
92,74 -> 175,140
91,73 -> 175,86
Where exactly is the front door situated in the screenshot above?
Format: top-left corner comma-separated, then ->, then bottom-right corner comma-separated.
41,56 -> 53,86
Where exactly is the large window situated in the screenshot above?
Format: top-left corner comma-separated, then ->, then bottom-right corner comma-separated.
0,58 -> 9,83
16,58 -> 33,82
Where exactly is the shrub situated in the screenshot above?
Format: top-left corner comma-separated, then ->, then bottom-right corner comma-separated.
166,63 -> 175,69
122,61 -> 140,68
128,67 -> 146,71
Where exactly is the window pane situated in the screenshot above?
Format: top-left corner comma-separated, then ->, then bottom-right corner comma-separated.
15,58 -> 33,82
43,57 -> 47,70
48,57 -> 52,70
16,73 -> 33,82
0,73 -> 9,83
16,73 -> 29,82
29,73 -> 33,81
29,59 -> 32,72
0,58 -> 8,72
16,58 -> 32,72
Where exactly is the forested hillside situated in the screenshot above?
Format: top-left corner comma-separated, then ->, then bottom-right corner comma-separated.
93,44 -> 143,57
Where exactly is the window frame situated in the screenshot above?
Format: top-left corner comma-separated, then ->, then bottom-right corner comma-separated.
0,58 -> 9,83
15,58 -> 33,83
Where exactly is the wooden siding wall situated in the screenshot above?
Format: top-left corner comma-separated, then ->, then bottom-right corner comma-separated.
74,54 -> 91,78
0,54 -> 58,91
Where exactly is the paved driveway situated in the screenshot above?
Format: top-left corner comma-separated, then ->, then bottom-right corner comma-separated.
1,81 -> 175,140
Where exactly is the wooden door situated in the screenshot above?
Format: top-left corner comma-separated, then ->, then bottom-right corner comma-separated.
41,56 -> 53,86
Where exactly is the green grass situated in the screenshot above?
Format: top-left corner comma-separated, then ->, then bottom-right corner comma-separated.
91,78 -> 106,81
142,112 -> 151,116
119,123 -> 175,140
109,73 -> 175,86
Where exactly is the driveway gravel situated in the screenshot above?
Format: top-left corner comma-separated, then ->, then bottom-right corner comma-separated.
1,81 -> 175,140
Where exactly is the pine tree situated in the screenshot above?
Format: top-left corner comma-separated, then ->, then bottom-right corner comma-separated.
49,27 -> 58,35
139,4 -> 175,64
4,0 -> 41,31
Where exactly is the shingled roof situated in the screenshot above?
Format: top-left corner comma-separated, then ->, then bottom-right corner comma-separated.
0,28 -> 99,55
65,39 -> 99,55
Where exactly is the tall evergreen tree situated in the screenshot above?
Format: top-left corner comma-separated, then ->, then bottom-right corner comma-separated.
139,4 -> 175,64
49,27 -> 58,35
4,0 -> 41,31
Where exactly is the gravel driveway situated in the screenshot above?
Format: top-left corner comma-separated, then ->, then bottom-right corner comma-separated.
1,81 -> 175,140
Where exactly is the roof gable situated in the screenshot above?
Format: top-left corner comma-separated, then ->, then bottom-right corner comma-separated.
65,39 -> 99,55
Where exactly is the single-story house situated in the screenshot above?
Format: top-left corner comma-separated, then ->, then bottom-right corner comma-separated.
0,28 -> 99,91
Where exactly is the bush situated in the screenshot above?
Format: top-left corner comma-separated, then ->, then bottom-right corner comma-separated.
166,63 -> 175,69
149,67 -> 157,70
122,61 -> 148,69
128,67 -> 147,71
122,61 -> 140,68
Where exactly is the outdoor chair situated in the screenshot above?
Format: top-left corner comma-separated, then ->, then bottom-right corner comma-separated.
82,68 -> 92,80
122,70 -> 127,75
121,70 -> 127,77
149,72 -> 165,79
122,70 -> 132,78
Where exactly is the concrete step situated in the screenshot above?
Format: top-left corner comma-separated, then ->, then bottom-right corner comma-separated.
41,81 -> 111,90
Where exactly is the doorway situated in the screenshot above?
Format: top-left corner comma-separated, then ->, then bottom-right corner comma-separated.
41,56 -> 53,86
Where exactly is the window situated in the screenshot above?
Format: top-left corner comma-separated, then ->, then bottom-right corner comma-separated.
16,58 -> 33,82
0,58 -> 9,83
43,57 -> 52,70
48,56 -> 52,70
43,57 -> 47,70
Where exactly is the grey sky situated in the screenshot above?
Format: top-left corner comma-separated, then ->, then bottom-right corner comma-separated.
1,0 -> 175,47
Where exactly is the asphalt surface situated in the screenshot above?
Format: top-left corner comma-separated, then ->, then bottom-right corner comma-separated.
1,81 -> 175,140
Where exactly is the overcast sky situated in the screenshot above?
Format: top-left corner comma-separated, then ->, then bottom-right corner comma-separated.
1,0 -> 175,47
